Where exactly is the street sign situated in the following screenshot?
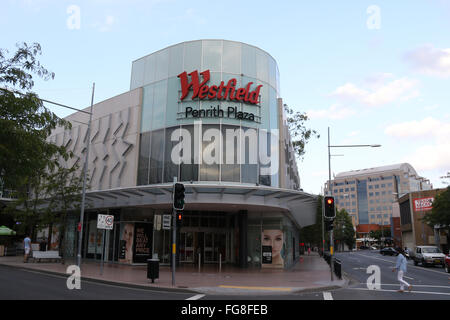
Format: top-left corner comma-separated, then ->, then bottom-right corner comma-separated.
97,214 -> 114,230
162,214 -> 171,230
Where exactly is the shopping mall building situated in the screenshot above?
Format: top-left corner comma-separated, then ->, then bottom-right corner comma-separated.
47,40 -> 318,269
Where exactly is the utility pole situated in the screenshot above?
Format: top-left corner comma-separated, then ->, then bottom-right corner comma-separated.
77,83 -> 95,268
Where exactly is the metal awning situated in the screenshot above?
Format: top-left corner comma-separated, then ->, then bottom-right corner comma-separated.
83,183 -> 319,229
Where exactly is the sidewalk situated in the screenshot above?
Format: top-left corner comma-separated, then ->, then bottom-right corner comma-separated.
0,252 -> 347,295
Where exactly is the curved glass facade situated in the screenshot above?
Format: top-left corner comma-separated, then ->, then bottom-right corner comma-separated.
133,40 -> 282,187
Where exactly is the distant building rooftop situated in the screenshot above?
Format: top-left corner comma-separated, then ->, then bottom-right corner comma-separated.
335,163 -> 418,179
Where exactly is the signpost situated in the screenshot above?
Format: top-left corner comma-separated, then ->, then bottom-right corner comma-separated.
97,214 -> 114,275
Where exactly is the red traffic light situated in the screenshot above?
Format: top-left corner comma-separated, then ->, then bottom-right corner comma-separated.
327,198 -> 333,205
324,196 -> 336,218
177,213 -> 182,221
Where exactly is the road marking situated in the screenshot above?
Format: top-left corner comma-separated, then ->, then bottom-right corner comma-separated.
186,294 -> 205,300
323,291 -> 333,300
218,285 -> 292,292
404,276 -> 414,280
351,287 -> 450,296
351,253 -> 448,277
358,283 -> 450,289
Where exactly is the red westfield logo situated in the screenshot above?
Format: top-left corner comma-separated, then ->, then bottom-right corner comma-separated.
177,70 -> 262,104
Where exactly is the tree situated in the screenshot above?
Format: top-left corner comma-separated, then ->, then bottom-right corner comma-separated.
423,186 -> 450,245
0,42 -> 70,191
284,104 -> 320,160
333,208 -> 355,251
299,195 -> 324,252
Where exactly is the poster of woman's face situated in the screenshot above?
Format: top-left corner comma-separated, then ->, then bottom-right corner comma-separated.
119,223 -> 134,264
262,229 -> 284,267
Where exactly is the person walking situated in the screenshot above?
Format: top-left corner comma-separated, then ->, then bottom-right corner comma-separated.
392,248 -> 412,293
23,235 -> 31,263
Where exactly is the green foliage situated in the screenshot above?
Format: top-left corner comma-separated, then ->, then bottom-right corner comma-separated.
423,187 -> 450,230
0,42 -> 82,243
0,42 -> 70,190
284,104 -> 320,160
333,208 -> 355,250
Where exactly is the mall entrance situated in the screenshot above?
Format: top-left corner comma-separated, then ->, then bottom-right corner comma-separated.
178,211 -> 234,265
179,230 -> 230,264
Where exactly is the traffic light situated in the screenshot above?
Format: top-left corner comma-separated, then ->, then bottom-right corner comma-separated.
323,196 -> 336,219
173,183 -> 185,210
325,219 -> 334,231
176,212 -> 183,227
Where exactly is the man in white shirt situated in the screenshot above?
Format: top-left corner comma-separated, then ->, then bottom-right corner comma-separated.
392,247 -> 412,293
23,235 -> 31,263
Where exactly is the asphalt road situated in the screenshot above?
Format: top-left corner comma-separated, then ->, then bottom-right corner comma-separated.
1,251 -> 449,301
0,265 -> 195,300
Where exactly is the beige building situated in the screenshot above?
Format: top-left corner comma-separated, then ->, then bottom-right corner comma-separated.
325,163 -> 432,227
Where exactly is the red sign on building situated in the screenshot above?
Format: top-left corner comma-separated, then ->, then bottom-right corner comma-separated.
178,70 -> 263,104
413,197 -> 434,211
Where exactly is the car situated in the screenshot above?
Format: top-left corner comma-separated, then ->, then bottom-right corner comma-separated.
359,245 -> 369,250
412,246 -> 446,267
444,253 -> 450,273
380,247 -> 398,256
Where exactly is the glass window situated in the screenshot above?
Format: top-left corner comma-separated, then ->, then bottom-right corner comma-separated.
151,80 -> 167,130
241,126 -> 258,184
202,40 -> 222,72
241,44 -> 256,78
137,132 -> 151,185
179,125 -> 198,182
200,124 -> 220,181
221,124 -> 240,182
168,43 -> 184,78
141,85 -> 154,133
222,40 -> 241,75
130,58 -> 145,90
143,54 -> 156,85
164,126 -> 180,183
149,129 -> 164,184
357,180 -> 369,224
183,41 -> 202,74
155,49 -> 169,81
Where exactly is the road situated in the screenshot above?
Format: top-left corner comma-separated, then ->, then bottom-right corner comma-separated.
0,265 -> 194,300
1,251 -> 449,301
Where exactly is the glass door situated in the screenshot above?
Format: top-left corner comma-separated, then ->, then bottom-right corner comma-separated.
180,231 -> 194,263
204,232 -> 215,263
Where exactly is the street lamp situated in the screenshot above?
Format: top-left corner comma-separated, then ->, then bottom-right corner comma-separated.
326,127 -> 381,281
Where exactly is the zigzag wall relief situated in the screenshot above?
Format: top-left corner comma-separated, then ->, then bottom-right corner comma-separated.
50,104 -> 139,192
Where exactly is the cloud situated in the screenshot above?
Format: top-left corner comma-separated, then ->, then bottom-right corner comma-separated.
404,44 -> 450,78
384,117 -> 450,142
385,117 -> 450,172
306,104 -> 356,120
330,76 -> 419,107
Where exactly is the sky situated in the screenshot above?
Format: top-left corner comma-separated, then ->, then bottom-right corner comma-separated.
2,0 -> 450,195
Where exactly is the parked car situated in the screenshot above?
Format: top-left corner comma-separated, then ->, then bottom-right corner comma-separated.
380,247 -> 398,256
444,253 -> 450,273
412,246 -> 446,267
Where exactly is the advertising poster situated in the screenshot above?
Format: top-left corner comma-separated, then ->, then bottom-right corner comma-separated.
261,229 -> 284,268
119,223 -> 134,264
262,245 -> 272,264
133,223 -> 152,263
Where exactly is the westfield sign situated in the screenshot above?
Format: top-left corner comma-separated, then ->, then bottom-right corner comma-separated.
177,70 -> 262,104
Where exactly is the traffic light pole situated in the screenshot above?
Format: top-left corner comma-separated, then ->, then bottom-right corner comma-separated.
172,207 -> 176,287
328,127 -> 334,282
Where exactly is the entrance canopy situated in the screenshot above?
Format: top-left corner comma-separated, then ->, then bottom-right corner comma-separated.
83,183 -> 318,229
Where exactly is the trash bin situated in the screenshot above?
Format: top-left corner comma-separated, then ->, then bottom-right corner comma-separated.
147,258 -> 159,283
334,259 -> 342,279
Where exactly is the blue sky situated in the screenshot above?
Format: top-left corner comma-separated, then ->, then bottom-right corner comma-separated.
2,0 -> 450,194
